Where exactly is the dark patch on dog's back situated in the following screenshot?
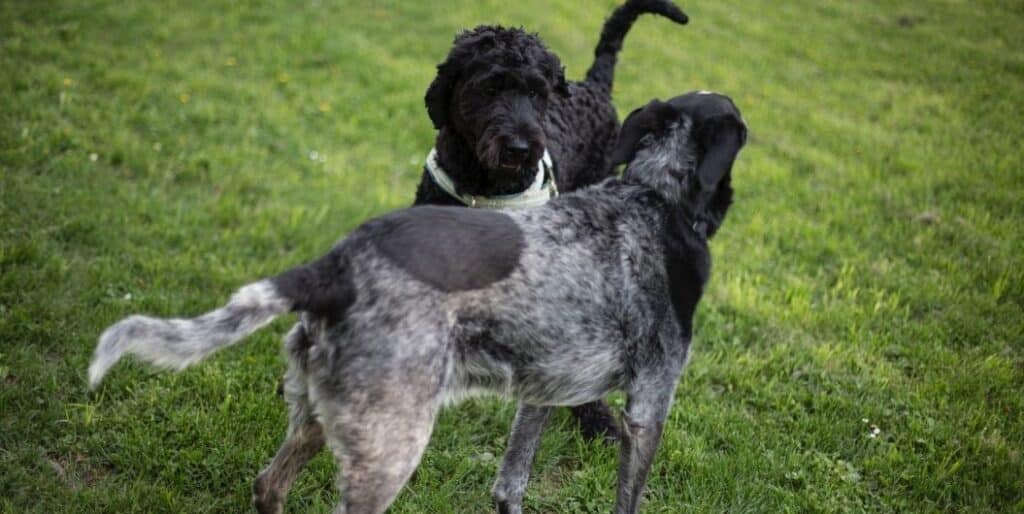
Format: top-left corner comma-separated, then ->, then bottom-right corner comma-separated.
368,206 -> 524,292
272,248 -> 357,322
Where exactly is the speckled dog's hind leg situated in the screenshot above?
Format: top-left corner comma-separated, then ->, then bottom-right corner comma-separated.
253,324 -> 325,514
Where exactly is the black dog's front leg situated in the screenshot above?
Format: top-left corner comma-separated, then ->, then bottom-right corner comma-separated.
571,400 -> 622,442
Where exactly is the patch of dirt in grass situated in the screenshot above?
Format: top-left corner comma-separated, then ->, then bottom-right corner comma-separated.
45,451 -> 109,490
914,209 -> 941,225
896,15 -> 925,28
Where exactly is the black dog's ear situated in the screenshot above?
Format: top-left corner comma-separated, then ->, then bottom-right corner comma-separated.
553,65 -> 570,97
425,58 -> 460,129
695,115 -> 747,190
539,51 -> 570,98
426,27 -> 501,129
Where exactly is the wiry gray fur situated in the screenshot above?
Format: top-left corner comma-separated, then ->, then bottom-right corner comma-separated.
624,117 -> 696,204
89,92 -> 745,514
88,281 -> 291,388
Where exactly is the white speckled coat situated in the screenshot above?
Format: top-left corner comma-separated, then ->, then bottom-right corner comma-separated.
89,91 -> 746,514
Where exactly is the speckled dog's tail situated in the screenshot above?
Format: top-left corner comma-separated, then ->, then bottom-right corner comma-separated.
88,248 -> 353,389
585,0 -> 689,91
87,280 -> 293,389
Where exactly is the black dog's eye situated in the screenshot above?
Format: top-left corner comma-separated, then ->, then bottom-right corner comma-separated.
528,88 -> 539,98
485,87 -> 499,96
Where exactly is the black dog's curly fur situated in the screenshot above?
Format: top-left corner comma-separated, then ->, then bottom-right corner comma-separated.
413,0 -> 689,441
416,0 -> 688,202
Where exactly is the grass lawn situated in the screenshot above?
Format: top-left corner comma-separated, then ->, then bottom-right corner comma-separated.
2,0 -> 1022,512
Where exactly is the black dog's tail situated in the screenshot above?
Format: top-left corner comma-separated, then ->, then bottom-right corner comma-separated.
88,250 -> 352,389
584,0 -> 688,92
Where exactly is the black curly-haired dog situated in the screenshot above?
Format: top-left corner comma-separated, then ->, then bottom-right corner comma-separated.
414,0 -> 689,442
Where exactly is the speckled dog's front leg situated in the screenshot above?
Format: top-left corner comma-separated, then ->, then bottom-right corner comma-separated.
492,404 -> 553,514
613,368 -> 680,514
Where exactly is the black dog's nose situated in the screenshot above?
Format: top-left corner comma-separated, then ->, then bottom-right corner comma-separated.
503,139 -> 530,161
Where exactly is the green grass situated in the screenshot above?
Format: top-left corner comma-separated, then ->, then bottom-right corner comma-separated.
2,0 -> 1022,512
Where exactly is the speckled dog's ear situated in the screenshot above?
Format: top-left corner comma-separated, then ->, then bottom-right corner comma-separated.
611,106 -> 647,165
611,99 -> 671,165
694,115 -> 746,191
664,91 -> 747,191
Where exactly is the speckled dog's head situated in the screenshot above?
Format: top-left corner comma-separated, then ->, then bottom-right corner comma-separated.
613,91 -> 747,238
425,26 -> 570,181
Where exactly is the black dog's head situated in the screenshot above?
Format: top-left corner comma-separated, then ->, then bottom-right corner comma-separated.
425,26 -> 570,176
613,92 -> 747,238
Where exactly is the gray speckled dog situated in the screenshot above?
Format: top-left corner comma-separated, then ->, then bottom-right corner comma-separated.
88,91 -> 746,514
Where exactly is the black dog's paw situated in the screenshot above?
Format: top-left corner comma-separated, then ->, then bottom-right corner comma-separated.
571,401 -> 622,443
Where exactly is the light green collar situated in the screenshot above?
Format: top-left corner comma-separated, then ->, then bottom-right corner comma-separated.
425,148 -> 558,209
